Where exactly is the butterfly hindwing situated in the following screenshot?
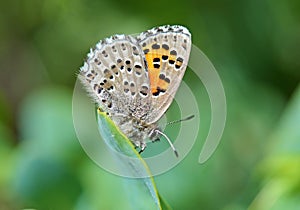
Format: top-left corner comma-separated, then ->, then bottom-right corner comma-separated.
79,35 -> 152,119
136,25 -> 192,123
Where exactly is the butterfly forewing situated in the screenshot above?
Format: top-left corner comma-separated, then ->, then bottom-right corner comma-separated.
136,25 -> 192,124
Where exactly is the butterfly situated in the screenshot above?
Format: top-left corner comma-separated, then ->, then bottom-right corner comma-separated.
79,25 -> 191,156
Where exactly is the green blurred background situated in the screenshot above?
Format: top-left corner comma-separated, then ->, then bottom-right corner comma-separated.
1,0 -> 300,209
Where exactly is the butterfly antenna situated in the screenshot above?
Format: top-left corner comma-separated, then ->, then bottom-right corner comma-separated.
166,115 -> 195,126
155,130 -> 178,157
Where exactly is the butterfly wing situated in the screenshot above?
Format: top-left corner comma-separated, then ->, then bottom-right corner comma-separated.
79,35 -> 152,121
136,25 -> 192,124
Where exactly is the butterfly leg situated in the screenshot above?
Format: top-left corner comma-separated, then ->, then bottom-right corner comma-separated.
138,143 -> 147,154
152,138 -> 160,143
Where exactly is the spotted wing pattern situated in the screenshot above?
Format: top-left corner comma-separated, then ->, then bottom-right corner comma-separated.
136,25 -> 192,124
79,35 -> 152,121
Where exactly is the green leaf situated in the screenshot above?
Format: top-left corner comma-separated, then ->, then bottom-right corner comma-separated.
249,84 -> 300,210
96,108 -> 171,210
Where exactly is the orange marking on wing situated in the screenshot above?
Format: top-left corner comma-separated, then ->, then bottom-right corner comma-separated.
143,46 -> 171,94
145,52 -> 160,93
169,55 -> 176,61
175,60 -> 182,66
157,79 -> 169,90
